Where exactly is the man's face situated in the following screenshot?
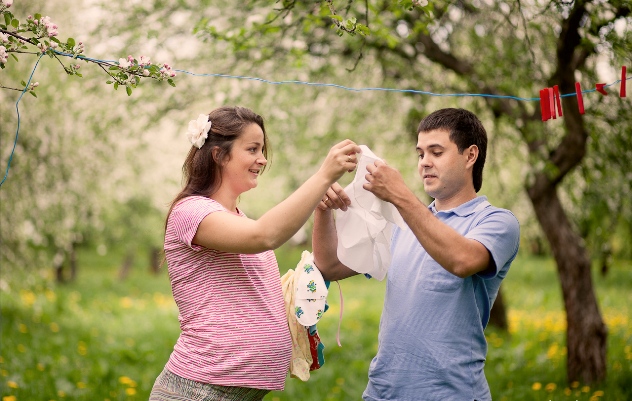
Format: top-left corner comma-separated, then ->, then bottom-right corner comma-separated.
416,129 -> 473,202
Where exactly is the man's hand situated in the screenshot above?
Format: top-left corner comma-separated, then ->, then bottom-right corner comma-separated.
318,182 -> 351,211
363,160 -> 411,205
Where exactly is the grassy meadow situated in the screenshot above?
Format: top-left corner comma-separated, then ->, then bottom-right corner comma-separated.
1,245 -> 631,401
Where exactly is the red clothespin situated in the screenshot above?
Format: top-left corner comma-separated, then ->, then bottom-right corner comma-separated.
621,66 -> 627,98
595,83 -> 608,96
548,87 -> 556,119
553,85 -> 563,117
540,89 -> 551,121
575,82 -> 585,115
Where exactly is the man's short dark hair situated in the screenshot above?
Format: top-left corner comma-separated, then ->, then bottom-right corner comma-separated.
417,108 -> 488,192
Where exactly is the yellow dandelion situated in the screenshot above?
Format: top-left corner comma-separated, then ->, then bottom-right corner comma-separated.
571,381 -> 580,388
532,382 -> 542,391
45,289 -> 57,301
545,383 -> 557,392
582,385 -> 590,392
0,356 -> 3,363
331,386 -> 341,394
592,390 -> 604,397
3,395 -> 17,401
1,369 -> 8,376
20,289 -> 36,306
77,341 -> 88,356
119,376 -> 137,387
50,322 -> 60,333
125,388 -> 137,396
547,343 -> 559,359
120,297 -> 133,309
37,363 -> 45,371
7,381 -> 18,388
335,377 -> 345,386
18,323 -> 28,333
17,344 -> 26,353
58,389 -> 66,397
564,388 -> 572,396
77,381 -> 87,388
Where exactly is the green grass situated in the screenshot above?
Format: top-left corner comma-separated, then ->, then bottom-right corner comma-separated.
1,247 -> 630,401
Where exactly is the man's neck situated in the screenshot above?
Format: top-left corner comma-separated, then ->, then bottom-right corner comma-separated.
433,189 -> 478,211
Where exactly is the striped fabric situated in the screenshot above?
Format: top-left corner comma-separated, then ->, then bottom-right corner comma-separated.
149,368 -> 270,401
163,196 -> 292,390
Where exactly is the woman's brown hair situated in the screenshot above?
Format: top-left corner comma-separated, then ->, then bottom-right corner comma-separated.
165,106 -> 270,230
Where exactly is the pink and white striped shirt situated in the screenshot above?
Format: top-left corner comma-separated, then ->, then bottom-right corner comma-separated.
164,196 -> 291,390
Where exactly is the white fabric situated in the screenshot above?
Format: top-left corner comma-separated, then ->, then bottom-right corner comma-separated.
335,145 -> 407,281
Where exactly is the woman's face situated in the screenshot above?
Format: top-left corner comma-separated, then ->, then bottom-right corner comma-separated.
220,123 -> 267,195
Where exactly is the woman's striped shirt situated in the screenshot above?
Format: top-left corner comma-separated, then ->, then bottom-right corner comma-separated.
163,196 -> 291,390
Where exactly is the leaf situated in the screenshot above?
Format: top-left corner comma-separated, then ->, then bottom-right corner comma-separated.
106,80 -> 113,84
34,13 -> 42,20
67,38 -> 75,47
4,12 -> 11,26
11,18 -> 19,28
114,82 -> 119,90
51,37 -> 61,44
330,15 -> 343,22
20,80 -> 26,87
126,86 -> 132,96
167,79 -> 175,87
10,53 -> 18,62
29,91 -> 37,98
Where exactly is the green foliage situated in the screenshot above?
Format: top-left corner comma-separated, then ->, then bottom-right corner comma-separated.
1,248 -> 631,400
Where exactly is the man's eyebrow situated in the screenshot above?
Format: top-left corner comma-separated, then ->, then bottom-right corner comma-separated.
416,144 -> 445,151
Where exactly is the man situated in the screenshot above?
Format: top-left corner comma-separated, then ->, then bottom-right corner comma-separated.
313,108 -> 520,400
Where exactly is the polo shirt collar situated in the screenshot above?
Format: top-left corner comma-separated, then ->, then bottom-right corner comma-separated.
428,196 -> 489,217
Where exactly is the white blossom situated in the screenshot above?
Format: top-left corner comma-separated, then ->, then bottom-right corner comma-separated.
186,114 -> 212,149
118,57 -> 131,69
0,45 -> 8,64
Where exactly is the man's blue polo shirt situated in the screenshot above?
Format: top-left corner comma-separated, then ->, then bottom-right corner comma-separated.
363,196 -> 520,401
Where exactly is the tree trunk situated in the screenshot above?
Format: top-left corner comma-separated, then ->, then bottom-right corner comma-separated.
149,246 -> 161,274
118,252 -> 134,281
488,285 -> 508,330
528,185 -> 607,383
69,242 -> 77,282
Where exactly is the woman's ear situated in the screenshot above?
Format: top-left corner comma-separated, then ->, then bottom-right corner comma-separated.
212,146 -> 228,166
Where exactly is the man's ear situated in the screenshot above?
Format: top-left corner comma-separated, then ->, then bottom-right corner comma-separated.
466,145 -> 479,168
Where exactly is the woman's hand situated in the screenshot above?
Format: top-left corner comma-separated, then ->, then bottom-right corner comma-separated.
317,139 -> 361,184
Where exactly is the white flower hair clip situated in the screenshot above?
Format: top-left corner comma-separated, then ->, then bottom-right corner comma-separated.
187,114 -> 212,149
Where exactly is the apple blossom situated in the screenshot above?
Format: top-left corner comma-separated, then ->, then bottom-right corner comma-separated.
0,45 -> 8,64
118,57 -> 131,69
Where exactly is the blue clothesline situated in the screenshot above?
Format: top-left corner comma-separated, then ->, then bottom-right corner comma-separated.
1,51 -> 630,187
